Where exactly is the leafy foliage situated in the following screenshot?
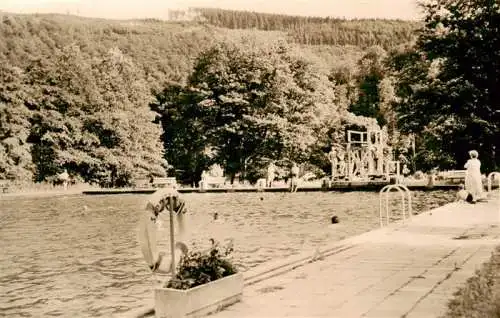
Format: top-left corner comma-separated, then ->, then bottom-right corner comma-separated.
4,43 -> 167,185
0,62 -> 33,180
151,83 -> 210,185
166,240 -> 237,290
389,0 -> 500,172
349,46 -> 389,127
155,40 -> 366,184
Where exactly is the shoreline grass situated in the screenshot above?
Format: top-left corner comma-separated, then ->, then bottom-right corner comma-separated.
442,245 -> 500,318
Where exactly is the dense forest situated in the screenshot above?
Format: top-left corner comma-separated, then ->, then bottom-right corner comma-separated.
173,8 -> 421,48
1,2 -> 498,186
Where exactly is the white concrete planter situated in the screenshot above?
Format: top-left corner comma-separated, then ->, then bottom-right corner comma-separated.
154,273 -> 244,318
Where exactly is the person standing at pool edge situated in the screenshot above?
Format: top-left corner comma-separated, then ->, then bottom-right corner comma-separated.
290,162 -> 300,192
328,147 -> 338,180
267,161 -> 276,187
464,150 -> 483,203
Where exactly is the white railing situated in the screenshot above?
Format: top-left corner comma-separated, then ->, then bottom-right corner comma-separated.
379,184 -> 412,227
487,172 -> 500,193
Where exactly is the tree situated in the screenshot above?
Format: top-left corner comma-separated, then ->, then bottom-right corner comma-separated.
158,40 -> 344,183
151,83 -> 210,186
195,41 -> 346,181
349,46 -> 388,127
89,47 -> 167,186
0,62 -> 33,180
26,45 -> 167,185
390,0 -> 500,172
26,45 -> 96,182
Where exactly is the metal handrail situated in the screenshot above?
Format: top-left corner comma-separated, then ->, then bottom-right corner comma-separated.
487,172 -> 500,193
379,184 -> 412,227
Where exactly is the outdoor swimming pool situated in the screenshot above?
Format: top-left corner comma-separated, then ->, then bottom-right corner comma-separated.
0,191 -> 455,317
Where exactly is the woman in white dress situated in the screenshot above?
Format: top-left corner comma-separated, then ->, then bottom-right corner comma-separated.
464,150 -> 483,203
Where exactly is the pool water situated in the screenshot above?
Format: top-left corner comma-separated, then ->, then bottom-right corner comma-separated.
0,191 -> 455,317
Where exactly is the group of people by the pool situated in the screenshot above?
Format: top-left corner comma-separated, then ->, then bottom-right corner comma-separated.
267,150 -> 487,199
266,161 -> 300,192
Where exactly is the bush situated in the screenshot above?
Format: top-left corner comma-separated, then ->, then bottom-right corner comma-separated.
165,239 -> 237,290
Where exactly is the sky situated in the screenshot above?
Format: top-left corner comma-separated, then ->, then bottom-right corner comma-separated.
0,0 -> 423,21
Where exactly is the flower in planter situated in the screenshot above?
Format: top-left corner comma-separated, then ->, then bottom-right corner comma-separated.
165,239 -> 237,290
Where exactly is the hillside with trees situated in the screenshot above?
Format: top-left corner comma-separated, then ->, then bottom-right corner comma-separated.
0,13 -> 227,90
7,5 -> 492,186
177,8 -> 421,49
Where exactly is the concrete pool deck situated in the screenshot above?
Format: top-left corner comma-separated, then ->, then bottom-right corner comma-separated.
208,193 -> 500,318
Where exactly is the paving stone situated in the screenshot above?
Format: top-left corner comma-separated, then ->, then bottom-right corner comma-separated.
364,290 -> 427,317
405,294 -> 450,318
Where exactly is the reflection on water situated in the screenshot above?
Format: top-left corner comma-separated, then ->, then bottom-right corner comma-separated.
0,191 -> 454,317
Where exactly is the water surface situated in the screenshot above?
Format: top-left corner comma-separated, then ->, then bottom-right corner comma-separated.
0,191 -> 454,317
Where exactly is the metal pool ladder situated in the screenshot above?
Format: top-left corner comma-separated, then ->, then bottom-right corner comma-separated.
487,171 -> 500,193
379,184 -> 412,227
